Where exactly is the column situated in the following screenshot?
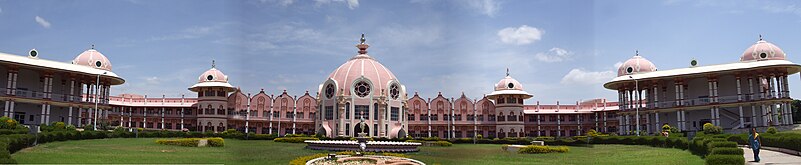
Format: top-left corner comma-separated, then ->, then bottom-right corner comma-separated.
45,104 -> 51,124
618,113 -> 623,135
751,104 -> 758,127
645,112 -> 650,134
40,103 -> 47,124
68,107 -> 74,126
3,100 -> 9,117
77,108 -> 83,127
161,107 -> 165,129
653,84 -> 659,108
710,108 -> 715,126
772,103 -> 780,126
738,106 -> 744,128
655,112 -> 660,132
557,114 -> 561,137
536,114 -> 541,136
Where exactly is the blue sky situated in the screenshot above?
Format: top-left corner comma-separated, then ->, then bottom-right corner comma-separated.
2,0 -> 801,104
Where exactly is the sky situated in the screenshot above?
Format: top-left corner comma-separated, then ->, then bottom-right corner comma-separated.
2,0 -> 801,104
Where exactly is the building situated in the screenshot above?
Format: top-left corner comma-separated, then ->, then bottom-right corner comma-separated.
0,48 -> 125,127
604,37 -> 801,135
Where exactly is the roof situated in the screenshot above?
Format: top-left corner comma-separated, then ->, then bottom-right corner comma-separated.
109,95 -> 198,107
605,60 -> 801,89
188,82 -> 236,92
0,52 -> 125,85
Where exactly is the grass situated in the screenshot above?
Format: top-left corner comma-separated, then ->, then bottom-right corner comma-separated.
12,138 -> 704,165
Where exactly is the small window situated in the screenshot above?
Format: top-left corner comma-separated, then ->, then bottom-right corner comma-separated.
207,75 -> 214,81
325,84 -> 335,99
760,53 -> 767,59
29,49 -> 38,57
626,67 -> 634,74
354,81 -> 370,97
390,84 -> 400,99
507,83 -> 514,89
95,61 -> 103,68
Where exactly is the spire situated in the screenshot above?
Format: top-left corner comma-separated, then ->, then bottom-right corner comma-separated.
211,60 -> 216,68
356,33 -> 369,55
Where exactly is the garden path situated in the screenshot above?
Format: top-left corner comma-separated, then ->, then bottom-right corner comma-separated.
742,147 -> 801,165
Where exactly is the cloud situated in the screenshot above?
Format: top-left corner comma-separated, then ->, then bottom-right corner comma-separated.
463,0 -> 500,16
145,77 -> 161,85
35,16 -> 51,28
259,0 -> 295,6
151,23 -> 228,41
535,47 -> 572,62
560,69 -> 616,85
315,0 -> 359,9
498,25 -> 543,45
560,62 -> 621,85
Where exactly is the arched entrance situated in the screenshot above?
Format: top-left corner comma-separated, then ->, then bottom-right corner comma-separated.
354,124 -> 370,136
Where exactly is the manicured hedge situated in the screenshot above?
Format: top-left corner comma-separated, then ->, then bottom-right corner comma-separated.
709,148 -> 744,155
431,141 -> 452,147
705,154 -> 745,165
274,137 -> 320,143
518,145 -> 569,154
208,137 -> 225,147
156,138 -> 201,147
289,153 -> 328,165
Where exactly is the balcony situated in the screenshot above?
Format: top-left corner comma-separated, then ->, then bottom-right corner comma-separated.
626,93 -> 789,111
1,88 -> 105,104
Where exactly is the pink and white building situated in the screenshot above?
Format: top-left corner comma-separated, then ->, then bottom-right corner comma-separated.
605,37 -> 801,135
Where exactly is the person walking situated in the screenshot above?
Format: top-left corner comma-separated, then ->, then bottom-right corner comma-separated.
748,128 -> 762,162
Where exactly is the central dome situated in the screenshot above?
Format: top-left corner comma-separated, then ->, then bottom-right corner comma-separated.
72,48 -> 112,71
741,37 -> 786,62
325,34 -> 399,97
617,52 -> 657,77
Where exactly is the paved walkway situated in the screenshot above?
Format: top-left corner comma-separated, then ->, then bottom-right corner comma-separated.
742,147 -> 801,164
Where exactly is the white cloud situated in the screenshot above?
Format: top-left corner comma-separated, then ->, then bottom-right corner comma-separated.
560,69 -> 616,85
260,0 -> 295,6
0,6 -> 3,14
35,16 -> 51,28
464,0 -> 500,16
498,25 -> 543,45
315,0 -> 359,9
560,62 -> 621,85
145,77 -> 161,85
534,47 -> 572,62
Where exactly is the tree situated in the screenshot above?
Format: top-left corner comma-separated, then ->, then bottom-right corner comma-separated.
792,99 -> 801,124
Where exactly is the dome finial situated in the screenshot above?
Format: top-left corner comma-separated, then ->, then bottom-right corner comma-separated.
506,68 -> 510,77
635,50 -> 639,56
360,33 -> 366,44
212,60 -> 216,68
356,33 -> 369,54
91,44 -> 95,50
759,34 -> 763,41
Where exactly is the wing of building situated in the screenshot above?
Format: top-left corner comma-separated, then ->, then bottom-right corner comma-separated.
605,37 -> 801,135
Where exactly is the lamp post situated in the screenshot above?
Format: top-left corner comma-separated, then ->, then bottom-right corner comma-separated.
94,72 -> 107,130
629,75 -> 640,136
245,93 -> 251,139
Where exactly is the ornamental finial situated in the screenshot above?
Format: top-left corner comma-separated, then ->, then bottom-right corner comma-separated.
506,68 -> 510,77
212,60 -> 216,68
360,33 -> 366,44
635,50 -> 639,56
91,44 -> 95,50
759,34 -> 763,41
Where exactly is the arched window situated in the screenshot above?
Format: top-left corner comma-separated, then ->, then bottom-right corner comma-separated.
373,103 -> 379,120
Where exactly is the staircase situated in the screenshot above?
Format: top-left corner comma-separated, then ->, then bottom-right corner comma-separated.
719,107 -> 742,129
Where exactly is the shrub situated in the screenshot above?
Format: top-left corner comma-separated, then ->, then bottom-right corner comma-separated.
431,141 -> 452,147
156,138 -> 200,147
289,153 -> 328,165
248,133 -> 277,140
662,124 -> 671,132
710,148 -> 744,155
707,141 -> 738,152
518,145 -> 569,154
274,137 -> 319,143
0,117 -> 18,129
702,123 -> 723,134
705,154 -> 745,165
207,137 -> 225,147
381,152 -> 409,158
766,127 -> 778,134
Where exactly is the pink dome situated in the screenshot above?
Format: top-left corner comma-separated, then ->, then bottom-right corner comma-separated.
617,54 -> 657,77
198,61 -> 228,83
72,49 -> 112,71
495,75 -> 524,91
741,39 -> 786,62
325,35 -> 400,97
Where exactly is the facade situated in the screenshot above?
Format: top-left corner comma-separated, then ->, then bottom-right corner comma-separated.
101,35 -> 621,138
605,37 -> 801,135
0,48 -> 125,127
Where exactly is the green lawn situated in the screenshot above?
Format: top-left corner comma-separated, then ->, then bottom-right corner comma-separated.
12,138 -> 704,165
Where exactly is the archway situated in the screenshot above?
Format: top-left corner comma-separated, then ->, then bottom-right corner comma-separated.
354,124 -> 370,136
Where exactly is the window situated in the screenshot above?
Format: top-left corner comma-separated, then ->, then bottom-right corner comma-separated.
373,103 -> 378,120
391,107 -> 399,121
355,105 -> 369,120
325,84 -> 335,99
760,53 -> 767,59
263,111 -> 269,117
325,106 -> 334,120
507,83 -> 514,88
408,114 -> 415,121
354,81 -> 370,97
626,67 -> 633,73
345,103 -> 351,119
207,75 -> 214,81
273,112 -> 280,118
297,112 -> 304,119
286,112 -> 293,118
390,84 -> 400,99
